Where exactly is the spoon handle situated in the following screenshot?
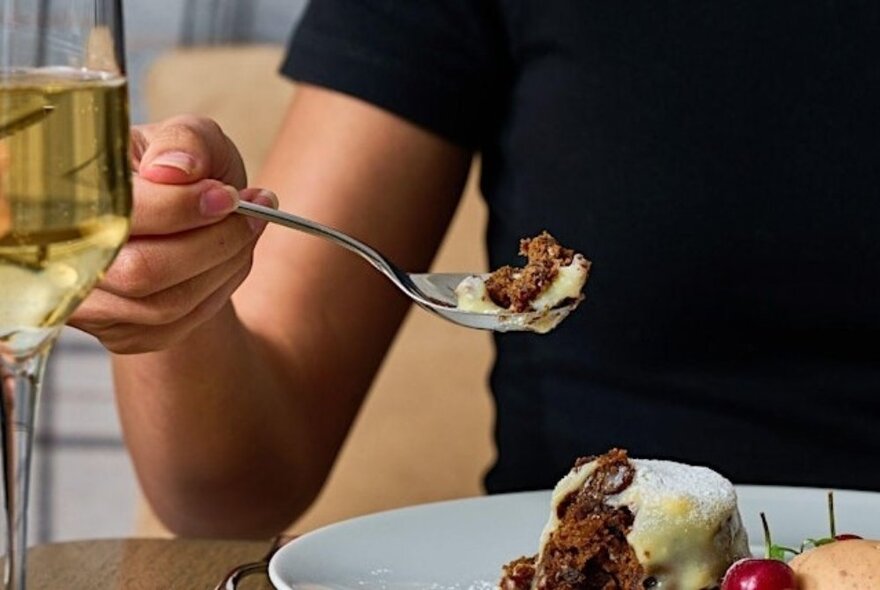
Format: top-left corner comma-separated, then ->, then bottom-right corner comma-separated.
236,201 -> 389,269
235,201 -> 424,302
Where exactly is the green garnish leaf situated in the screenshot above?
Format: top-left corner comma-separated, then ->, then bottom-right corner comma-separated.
803,537 -> 834,549
760,513 -> 798,560
771,544 -> 801,558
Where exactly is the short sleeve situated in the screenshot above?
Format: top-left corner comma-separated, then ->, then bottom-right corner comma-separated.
281,0 -> 508,148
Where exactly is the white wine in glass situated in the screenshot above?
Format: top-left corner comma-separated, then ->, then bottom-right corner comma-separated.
0,1 -> 131,587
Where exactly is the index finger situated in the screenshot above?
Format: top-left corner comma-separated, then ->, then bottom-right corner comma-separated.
130,176 -> 239,236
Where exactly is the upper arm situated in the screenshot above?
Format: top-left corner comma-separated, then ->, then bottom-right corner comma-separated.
233,84 -> 473,475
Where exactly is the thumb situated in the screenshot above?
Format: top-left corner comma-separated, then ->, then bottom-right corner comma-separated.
132,115 -> 247,188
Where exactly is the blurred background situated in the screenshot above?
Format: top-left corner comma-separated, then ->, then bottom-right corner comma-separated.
34,0 -> 495,543
31,0 -> 303,545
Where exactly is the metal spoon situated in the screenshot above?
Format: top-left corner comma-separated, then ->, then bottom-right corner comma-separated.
214,534 -> 295,590
236,201 -> 581,333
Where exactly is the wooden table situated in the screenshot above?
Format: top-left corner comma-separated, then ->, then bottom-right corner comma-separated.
27,538 -> 277,589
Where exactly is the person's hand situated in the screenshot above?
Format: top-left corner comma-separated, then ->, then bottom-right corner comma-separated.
70,115 -> 277,354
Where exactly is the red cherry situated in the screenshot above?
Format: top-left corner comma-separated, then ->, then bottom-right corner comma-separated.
834,533 -> 863,541
721,558 -> 798,590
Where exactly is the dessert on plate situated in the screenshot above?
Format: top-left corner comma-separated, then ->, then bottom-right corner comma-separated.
454,231 -> 590,316
499,449 -> 750,590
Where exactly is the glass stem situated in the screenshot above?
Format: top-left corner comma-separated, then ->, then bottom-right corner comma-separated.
0,349 -> 48,590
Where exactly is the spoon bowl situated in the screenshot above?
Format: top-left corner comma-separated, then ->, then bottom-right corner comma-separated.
408,272 -> 580,333
236,201 -> 580,333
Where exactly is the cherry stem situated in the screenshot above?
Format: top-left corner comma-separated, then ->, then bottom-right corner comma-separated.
761,511 -> 772,558
828,491 -> 836,538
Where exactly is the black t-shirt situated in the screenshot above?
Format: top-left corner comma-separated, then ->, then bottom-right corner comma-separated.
283,1 -> 880,492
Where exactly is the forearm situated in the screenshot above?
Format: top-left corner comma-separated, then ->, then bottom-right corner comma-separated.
113,302 -> 322,538
104,87 -> 471,538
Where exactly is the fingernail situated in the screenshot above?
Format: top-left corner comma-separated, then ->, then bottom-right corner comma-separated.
200,186 -> 239,217
246,191 -> 277,233
254,190 -> 278,208
151,151 -> 196,175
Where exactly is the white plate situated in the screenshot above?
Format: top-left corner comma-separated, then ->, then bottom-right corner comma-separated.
269,486 -> 880,590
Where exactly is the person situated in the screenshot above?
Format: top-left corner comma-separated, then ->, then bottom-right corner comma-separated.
71,2 -> 880,538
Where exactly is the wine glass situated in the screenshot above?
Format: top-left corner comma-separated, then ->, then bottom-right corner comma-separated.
0,1 -> 131,587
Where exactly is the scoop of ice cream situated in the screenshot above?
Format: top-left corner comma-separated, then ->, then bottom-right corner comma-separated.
789,539 -> 880,590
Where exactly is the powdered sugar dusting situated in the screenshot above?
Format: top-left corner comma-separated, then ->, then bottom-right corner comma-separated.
613,458 -> 749,588
612,459 -> 737,524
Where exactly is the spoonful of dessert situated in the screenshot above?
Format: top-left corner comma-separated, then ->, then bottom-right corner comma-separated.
236,201 -> 590,333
